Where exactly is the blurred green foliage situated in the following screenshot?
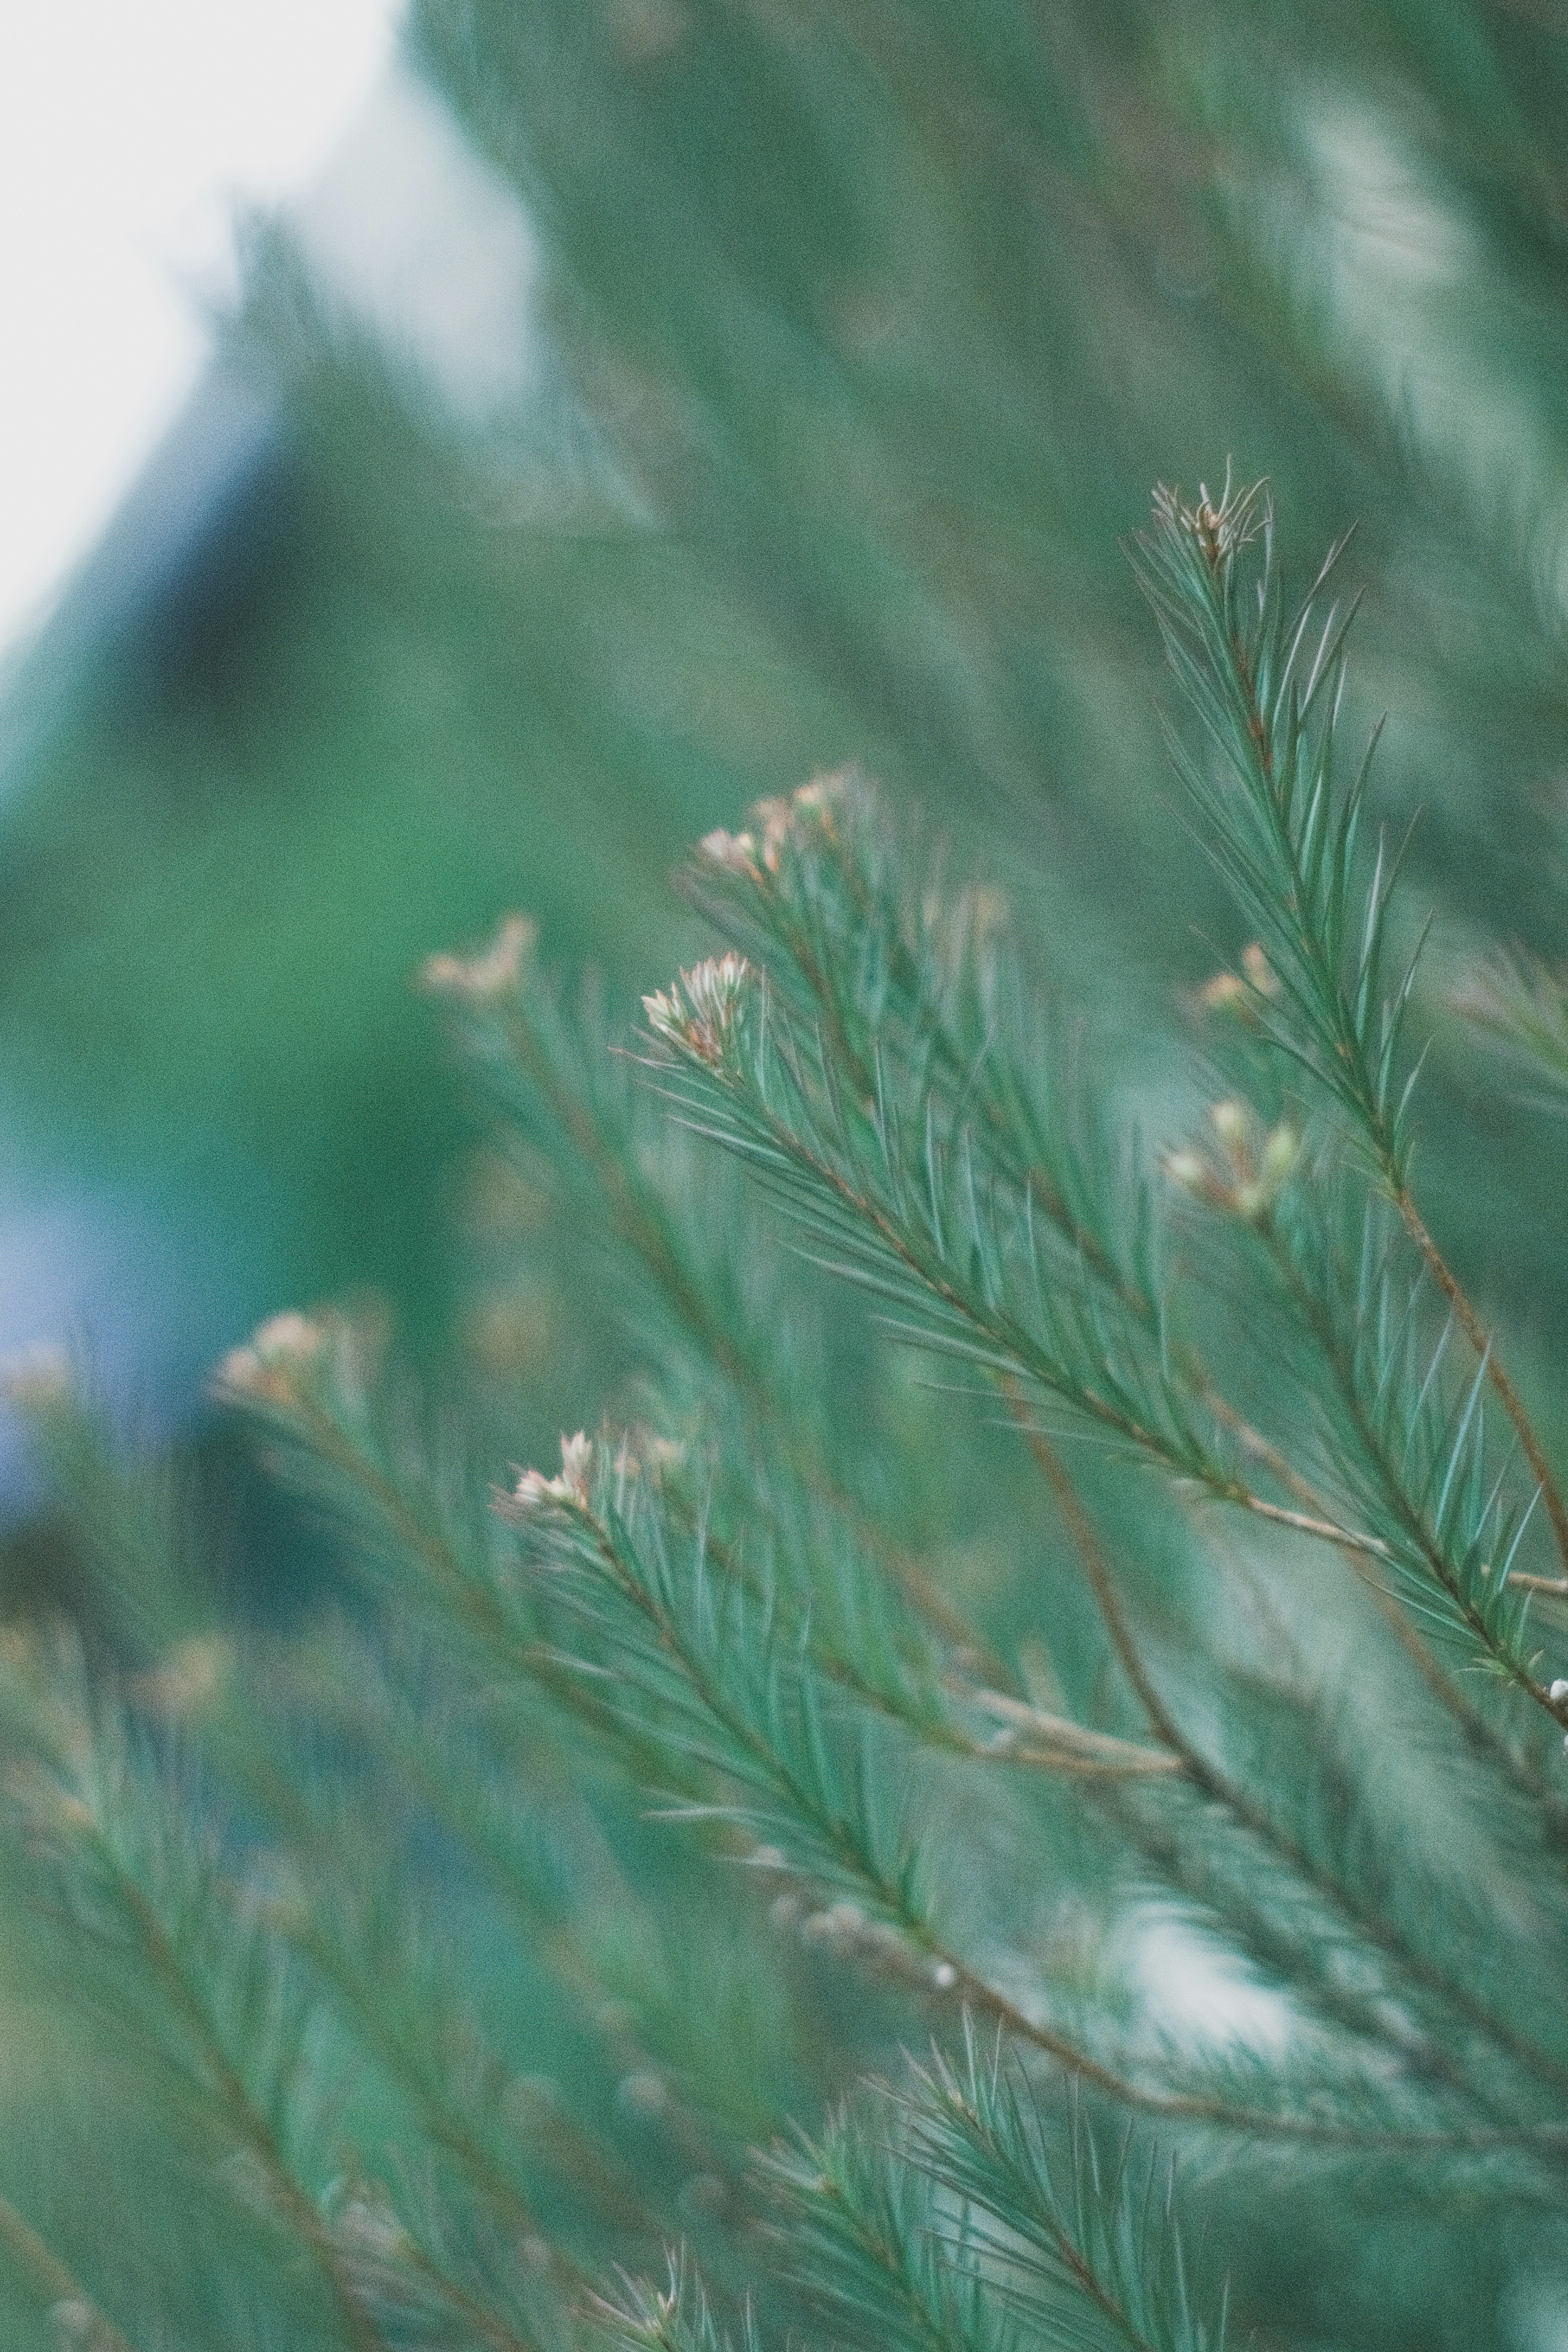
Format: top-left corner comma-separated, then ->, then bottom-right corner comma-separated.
3,0 -> 1568,1391
0,1 -> 1555,1425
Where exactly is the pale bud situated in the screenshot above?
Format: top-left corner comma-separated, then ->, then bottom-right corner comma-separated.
1161,1149 -> 1210,1196
419,913 -> 535,1007
697,828 -> 758,876
1209,1099 -> 1251,1151
1198,969 -> 1248,1013
513,1431 -> 593,1512
1242,1121 -> 1300,1220
1260,1122 -> 1300,1189
333,2197 -> 411,2262
558,1430 -> 592,1500
213,1311 -> 326,1407
1242,941 -> 1279,997
751,796 -> 793,873
790,769 -> 850,823
931,1960 -> 958,1991
1550,1679 -> 1568,1705
642,954 -> 752,1066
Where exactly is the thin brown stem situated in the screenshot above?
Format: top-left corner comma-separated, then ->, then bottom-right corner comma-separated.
0,2192 -> 141,2352
1251,1218 -> 1568,1737
105,1870 -> 387,2352
1203,1380 -> 1551,1788
664,1486 -> 1174,1777
941,1947 -> 1568,2152
1396,1184 -> 1568,1575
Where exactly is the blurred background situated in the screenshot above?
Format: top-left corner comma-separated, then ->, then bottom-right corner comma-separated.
4,0 -> 1568,1535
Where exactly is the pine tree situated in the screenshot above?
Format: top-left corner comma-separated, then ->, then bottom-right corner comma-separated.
3,479 -> 1568,2349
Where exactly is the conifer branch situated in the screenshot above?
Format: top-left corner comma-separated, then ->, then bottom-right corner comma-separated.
4,1720 -> 388,2352
1015,1407 -> 1568,2114
1196,1372 -> 1537,1773
687,776 -> 1158,1326
423,924 -> 1000,1680
588,2253 -> 757,2352
494,1447 -> 1554,2151
329,2185 -> 555,2352
761,2113 -> 1009,2352
905,2035 -> 1224,2352
1248,1204 -> 1568,1736
1133,475 -> 1568,1574
662,1482 -> 1175,1779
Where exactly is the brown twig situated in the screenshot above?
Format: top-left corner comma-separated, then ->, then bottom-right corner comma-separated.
0,2192 -> 141,2352
1395,1184 -> 1568,1575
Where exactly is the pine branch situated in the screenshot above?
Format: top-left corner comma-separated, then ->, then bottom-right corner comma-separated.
587,2255 -> 756,2352
685,773 -> 1159,1326
0,1651 -> 386,2352
679,770 -> 1551,1809
494,1441 -> 1549,2151
327,2180 -> 563,2352
1132,475 -> 1568,1573
636,956 -> 1457,1587
658,1471 -> 1175,1780
286,1849 -> 633,2261
904,2029 -> 1226,2352
762,2109 -> 1013,2352
637,959 -> 1232,1487
422,918 -> 995,1679
1250,1190 -> 1568,1737
1017,1412 -> 1568,2125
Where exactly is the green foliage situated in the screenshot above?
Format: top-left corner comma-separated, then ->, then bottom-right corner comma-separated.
6,490 -> 1568,2351
18,0 -> 1568,1372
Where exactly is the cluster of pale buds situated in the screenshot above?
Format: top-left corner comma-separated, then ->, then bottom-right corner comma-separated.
760,1869 -> 959,1992
1198,940 -> 1278,1016
419,912 -> 536,1007
512,1430 -> 594,1512
1163,1098 -> 1299,1222
212,1302 -> 387,1411
641,952 -> 753,1066
609,1428 -> 687,1486
697,768 -> 852,880
213,1310 -> 329,1408
1154,476 -> 1264,569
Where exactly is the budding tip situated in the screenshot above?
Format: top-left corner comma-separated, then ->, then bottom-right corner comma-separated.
419,913 -> 536,1005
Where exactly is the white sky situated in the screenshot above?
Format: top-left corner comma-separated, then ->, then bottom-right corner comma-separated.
0,3 -> 399,655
